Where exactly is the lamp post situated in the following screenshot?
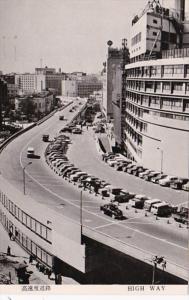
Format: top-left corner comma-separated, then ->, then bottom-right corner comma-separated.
23,162 -> 32,195
152,255 -> 166,284
157,147 -> 163,174
80,190 -> 83,245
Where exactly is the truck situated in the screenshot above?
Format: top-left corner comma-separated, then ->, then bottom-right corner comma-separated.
172,205 -> 189,225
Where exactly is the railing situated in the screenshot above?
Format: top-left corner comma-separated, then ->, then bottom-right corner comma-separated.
162,48 -> 189,59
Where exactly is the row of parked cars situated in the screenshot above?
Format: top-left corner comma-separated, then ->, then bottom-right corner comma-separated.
102,152 -> 189,191
45,136 -> 177,220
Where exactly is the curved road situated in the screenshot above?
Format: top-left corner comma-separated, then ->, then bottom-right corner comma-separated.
0,100 -> 188,279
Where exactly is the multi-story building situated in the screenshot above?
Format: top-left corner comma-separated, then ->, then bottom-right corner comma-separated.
0,78 -> 8,129
2,74 -> 18,99
62,79 -> 78,97
124,0 -> 189,177
35,67 -> 66,95
62,75 -> 102,98
15,73 -> 46,95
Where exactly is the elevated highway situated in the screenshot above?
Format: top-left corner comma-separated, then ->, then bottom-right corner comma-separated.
0,99 -> 188,284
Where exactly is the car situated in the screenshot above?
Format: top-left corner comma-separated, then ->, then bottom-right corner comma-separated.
151,202 -> 172,217
170,178 -> 189,190
129,194 -> 150,208
59,115 -> 64,120
143,171 -> 160,181
113,191 -> 135,203
72,128 -> 82,134
144,199 -> 162,211
127,165 -> 138,174
132,167 -> 146,176
159,176 -> 178,187
42,134 -> 49,142
151,174 -> 167,183
139,169 -> 154,179
60,126 -> 72,133
100,204 -> 123,219
27,147 -> 35,158
182,181 -> 189,191
123,163 -> 136,172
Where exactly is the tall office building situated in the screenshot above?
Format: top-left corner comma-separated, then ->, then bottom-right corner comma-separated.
124,0 -> 189,177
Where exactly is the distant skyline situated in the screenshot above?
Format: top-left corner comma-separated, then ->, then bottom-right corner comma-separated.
0,0 -> 147,74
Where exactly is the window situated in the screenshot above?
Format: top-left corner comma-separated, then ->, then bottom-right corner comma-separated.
173,83 -> 183,91
153,19 -> 158,24
163,82 -> 170,90
153,31 -> 157,36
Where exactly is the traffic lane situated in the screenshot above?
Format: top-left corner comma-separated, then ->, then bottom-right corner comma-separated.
93,223 -> 188,269
0,100 -> 81,184
67,128 -> 187,206
1,104 -> 187,267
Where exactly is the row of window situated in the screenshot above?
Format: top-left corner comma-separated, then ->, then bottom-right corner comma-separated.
0,210 -> 53,267
127,80 -> 189,94
0,191 -> 52,243
126,64 -> 189,78
126,112 -> 147,133
131,32 -> 142,46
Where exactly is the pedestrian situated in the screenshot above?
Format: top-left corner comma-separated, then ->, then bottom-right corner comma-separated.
7,246 -> 11,256
8,231 -> 13,240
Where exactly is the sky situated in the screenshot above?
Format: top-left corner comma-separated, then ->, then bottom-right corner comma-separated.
0,0 -> 147,74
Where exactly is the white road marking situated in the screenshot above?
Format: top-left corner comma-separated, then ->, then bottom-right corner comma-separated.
19,122 -> 188,252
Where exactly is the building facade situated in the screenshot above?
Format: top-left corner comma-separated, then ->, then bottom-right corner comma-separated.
124,0 -> 189,177
15,74 -> 46,94
35,67 -> 66,95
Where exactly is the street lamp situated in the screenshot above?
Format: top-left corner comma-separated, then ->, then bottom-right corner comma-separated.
23,162 -> 32,195
157,147 -> 163,174
152,255 -> 166,284
80,190 -> 83,245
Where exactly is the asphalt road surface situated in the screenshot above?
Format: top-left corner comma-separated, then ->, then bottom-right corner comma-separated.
0,100 -> 188,278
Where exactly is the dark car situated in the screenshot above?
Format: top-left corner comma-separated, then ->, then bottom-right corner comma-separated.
72,128 -> 82,134
60,126 -> 72,133
42,134 -> 49,142
112,192 -> 135,203
132,167 -> 146,176
170,178 -> 189,190
100,204 -> 123,219
59,115 -> 64,120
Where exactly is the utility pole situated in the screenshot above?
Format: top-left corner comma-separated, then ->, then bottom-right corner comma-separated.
23,162 -> 32,195
80,190 -> 83,244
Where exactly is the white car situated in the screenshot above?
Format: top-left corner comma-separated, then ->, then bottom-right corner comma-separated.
159,176 -> 178,187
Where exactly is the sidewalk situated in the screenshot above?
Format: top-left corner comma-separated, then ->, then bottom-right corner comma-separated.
0,223 -> 78,285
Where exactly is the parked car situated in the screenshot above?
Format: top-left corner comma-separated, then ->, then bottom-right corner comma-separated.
172,205 -> 189,224
27,147 -> 35,158
130,165 -> 143,176
72,128 -> 82,134
123,163 -> 135,172
139,169 -> 154,179
60,126 -> 72,133
159,176 -> 178,187
151,202 -> 172,217
113,192 -> 135,203
116,161 -> 131,171
170,178 -> 189,190
129,194 -> 150,209
151,174 -> 167,183
100,204 -> 123,219
144,199 -> 162,211
143,171 -> 160,181
127,165 -> 138,174
59,115 -> 64,120
182,181 -> 189,191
